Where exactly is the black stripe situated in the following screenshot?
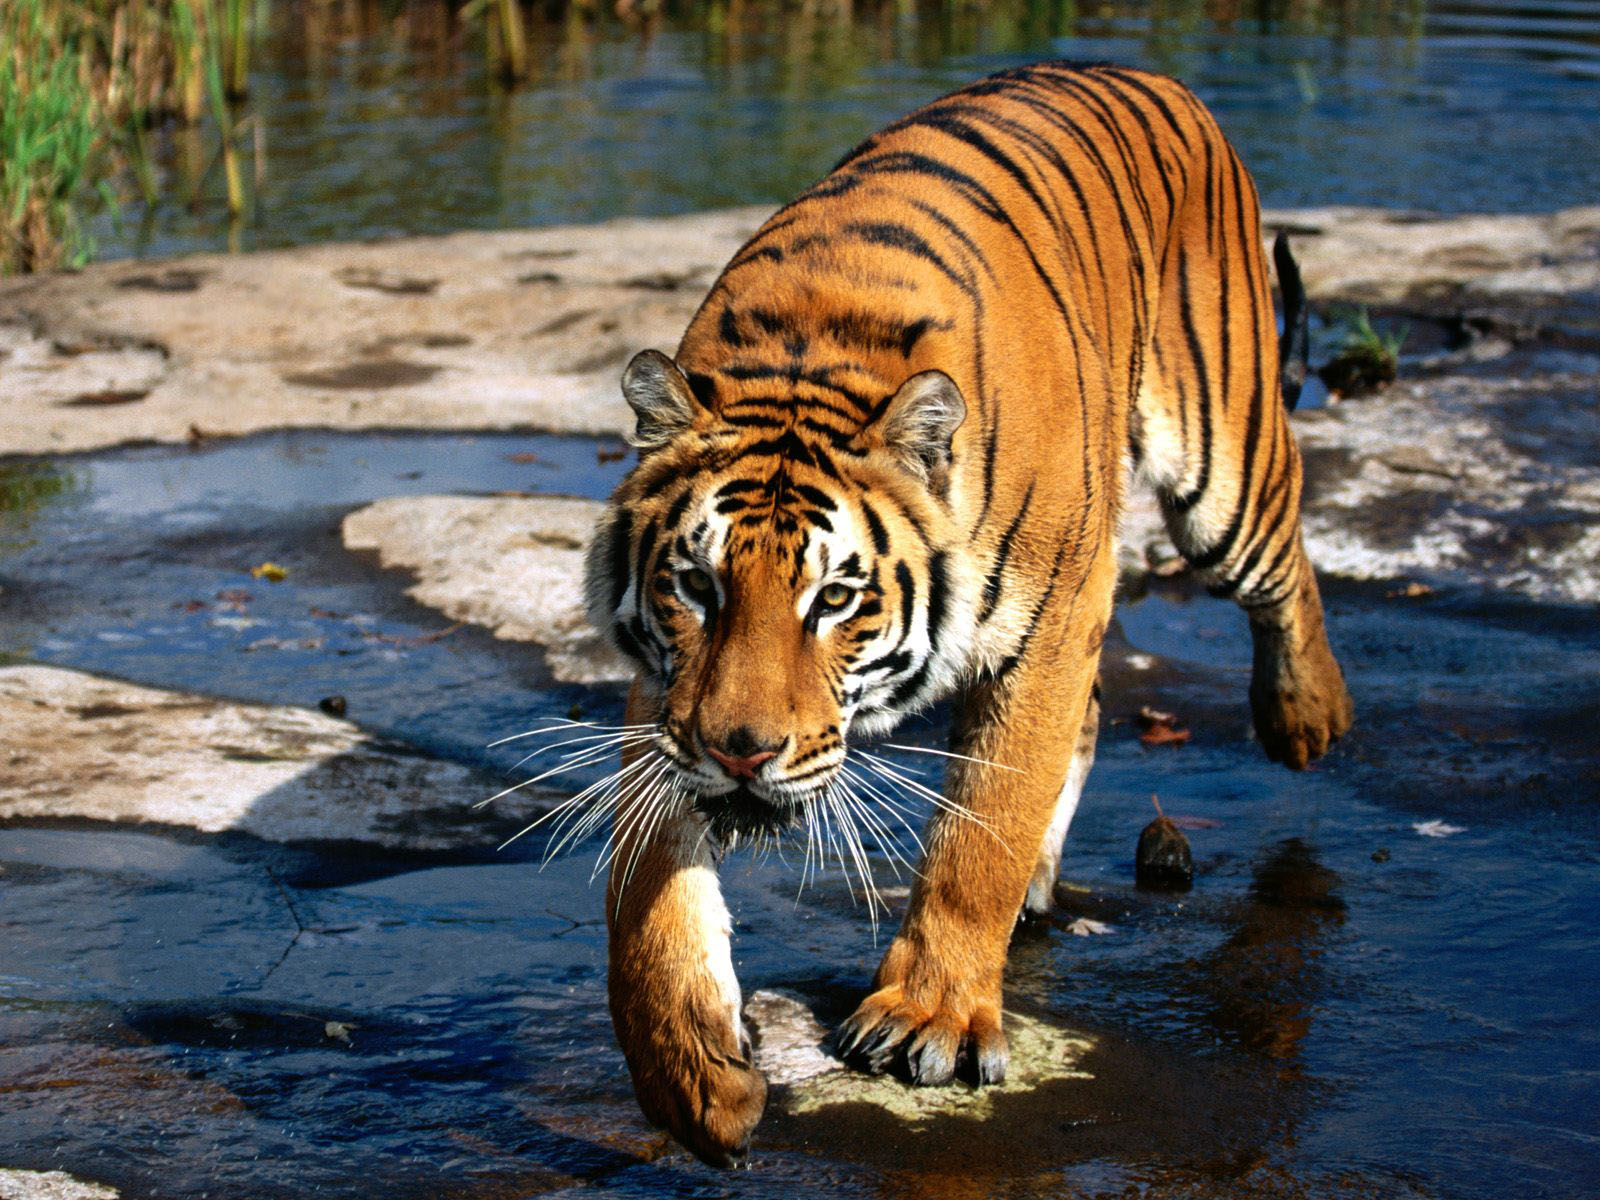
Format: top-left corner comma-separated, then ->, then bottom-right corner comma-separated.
841,221 -> 970,296
979,481 -> 1035,622
663,485 -> 695,530
860,501 -> 889,555
894,560 -> 916,636
1168,247 -> 1213,512
606,510 -> 631,612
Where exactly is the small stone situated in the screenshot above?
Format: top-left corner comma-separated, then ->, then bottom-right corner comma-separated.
1136,815 -> 1194,890
318,695 -> 347,717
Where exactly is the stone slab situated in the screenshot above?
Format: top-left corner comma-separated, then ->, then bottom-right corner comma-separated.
0,665 -> 550,849
3,205 -> 1596,458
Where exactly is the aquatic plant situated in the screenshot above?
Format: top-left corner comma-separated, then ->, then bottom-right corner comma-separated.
0,2 -> 107,271
1320,305 -> 1407,396
0,0 -> 253,274
0,462 -> 75,553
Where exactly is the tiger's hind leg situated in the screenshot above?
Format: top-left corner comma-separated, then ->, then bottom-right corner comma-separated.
1023,682 -> 1100,916
1135,144 -> 1352,769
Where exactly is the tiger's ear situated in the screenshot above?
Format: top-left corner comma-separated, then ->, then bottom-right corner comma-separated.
621,349 -> 702,451
871,370 -> 967,487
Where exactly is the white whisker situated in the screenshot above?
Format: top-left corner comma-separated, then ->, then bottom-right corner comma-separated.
882,742 -> 1022,773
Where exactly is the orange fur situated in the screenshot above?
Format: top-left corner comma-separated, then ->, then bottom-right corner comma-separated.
585,61 -> 1352,1163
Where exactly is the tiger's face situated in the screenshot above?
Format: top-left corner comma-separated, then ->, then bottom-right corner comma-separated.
586,351 -> 972,839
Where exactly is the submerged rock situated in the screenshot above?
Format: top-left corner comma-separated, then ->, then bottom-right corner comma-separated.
745,990 -> 1094,1124
0,665 -> 548,849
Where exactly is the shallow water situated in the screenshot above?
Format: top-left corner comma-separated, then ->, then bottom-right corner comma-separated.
92,0 -> 1600,262
1,431 -> 1597,1198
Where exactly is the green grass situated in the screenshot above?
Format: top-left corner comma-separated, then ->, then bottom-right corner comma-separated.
1320,305 -> 1408,396
0,2 -> 108,271
0,0 -> 251,275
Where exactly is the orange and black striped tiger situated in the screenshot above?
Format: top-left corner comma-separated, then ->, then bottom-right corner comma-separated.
582,60 -> 1352,1164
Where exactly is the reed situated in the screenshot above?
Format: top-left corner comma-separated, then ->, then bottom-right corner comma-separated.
1,1 -> 105,272
0,0 -> 254,273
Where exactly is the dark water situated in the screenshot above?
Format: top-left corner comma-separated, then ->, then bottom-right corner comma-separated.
92,0 -> 1600,262
2,431 -> 1597,1198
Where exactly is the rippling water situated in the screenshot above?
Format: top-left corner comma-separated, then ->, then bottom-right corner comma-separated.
90,0 -> 1600,261
2,431 -> 1597,1197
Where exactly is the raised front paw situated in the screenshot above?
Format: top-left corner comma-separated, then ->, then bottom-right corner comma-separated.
835,979 -> 1007,1087
627,1030 -> 767,1167
1251,631 -> 1354,770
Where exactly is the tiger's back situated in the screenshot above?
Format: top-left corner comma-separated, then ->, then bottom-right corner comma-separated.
674,62 -> 1301,673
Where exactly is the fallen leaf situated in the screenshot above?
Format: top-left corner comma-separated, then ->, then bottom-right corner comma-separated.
1413,819 -> 1465,838
173,599 -> 207,613
1387,581 -> 1435,599
215,588 -> 252,610
1136,706 -> 1191,747
505,452 -> 545,464
1067,918 -> 1114,937
324,1020 -> 354,1044
250,562 -> 289,582
597,446 -> 628,464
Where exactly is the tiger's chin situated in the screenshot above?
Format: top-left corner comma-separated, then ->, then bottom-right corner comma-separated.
695,784 -> 804,844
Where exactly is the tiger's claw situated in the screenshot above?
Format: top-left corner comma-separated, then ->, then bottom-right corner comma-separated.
835,985 -> 1007,1086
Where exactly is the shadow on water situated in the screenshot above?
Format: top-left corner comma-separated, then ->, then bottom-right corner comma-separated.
1,430 -> 1598,1197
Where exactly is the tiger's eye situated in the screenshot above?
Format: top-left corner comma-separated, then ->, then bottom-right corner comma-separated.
681,568 -> 715,599
817,582 -> 854,611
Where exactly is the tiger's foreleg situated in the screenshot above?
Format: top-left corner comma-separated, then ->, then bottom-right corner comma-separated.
1023,682 -> 1100,917
837,554 -> 1114,1085
606,681 -> 766,1166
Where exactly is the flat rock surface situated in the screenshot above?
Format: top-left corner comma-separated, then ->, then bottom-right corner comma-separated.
2,205 -> 1595,455
0,1172 -> 118,1200
342,494 -> 629,685
0,665 -> 544,849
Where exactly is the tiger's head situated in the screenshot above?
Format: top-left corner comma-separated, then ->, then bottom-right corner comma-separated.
585,349 -> 975,840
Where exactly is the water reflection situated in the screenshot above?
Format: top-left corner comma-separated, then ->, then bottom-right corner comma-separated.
1201,837 -> 1345,1076
88,0 -> 1600,260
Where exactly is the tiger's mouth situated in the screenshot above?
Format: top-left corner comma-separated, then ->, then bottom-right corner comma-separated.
694,783 -> 802,842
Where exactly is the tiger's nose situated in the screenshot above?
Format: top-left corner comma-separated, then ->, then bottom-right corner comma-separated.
703,727 -> 781,780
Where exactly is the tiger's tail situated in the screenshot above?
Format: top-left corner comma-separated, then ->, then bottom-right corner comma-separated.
1273,230 -> 1310,411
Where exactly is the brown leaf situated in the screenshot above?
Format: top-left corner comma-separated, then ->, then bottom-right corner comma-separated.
1387,581 -> 1435,599
505,452 -> 544,464
1139,723 -> 1191,747
597,446 -> 628,464
1136,706 -> 1190,747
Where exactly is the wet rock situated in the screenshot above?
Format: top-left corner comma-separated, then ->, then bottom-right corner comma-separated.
1136,816 -> 1195,890
745,990 -> 1094,1123
0,1170 -> 118,1199
0,665 -> 549,849
341,494 -> 630,685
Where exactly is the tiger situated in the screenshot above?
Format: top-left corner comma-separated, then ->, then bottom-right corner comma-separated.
582,60 -> 1352,1165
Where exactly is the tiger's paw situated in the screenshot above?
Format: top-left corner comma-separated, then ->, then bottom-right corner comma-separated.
627,1032 -> 767,1167
1250,625 -> 1354,770
835,981 -> 1008,1087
